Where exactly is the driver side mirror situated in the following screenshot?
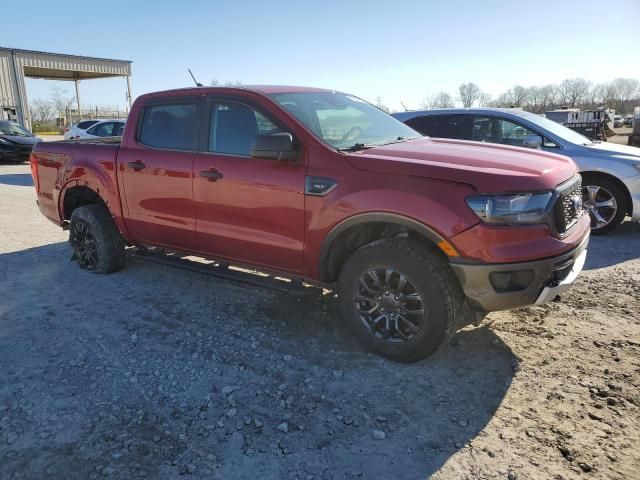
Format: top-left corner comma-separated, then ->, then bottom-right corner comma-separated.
251,133 -> 298,161
521,134 -> 543,149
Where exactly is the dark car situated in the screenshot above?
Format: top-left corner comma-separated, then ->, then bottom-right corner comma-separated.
0,121 -> 42,163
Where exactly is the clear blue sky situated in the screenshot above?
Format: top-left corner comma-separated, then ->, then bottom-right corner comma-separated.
7,0 -> 640,111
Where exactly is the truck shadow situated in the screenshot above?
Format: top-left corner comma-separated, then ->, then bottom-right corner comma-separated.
584,220 -> 640,270
0,242 -> 515,480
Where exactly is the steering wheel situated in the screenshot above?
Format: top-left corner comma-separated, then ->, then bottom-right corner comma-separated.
340,126 -> 363,142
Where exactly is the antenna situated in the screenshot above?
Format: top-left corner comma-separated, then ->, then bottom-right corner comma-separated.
188,69 -> 203,87
400,101 -> 409,111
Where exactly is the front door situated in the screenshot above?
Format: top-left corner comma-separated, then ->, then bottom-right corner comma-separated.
193,99 -> 306,273
119,98 -> 200,251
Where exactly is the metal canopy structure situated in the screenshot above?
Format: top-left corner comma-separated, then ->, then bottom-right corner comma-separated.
0,47 -> 132,129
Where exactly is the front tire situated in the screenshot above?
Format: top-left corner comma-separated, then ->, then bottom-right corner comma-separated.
338,238 -> 462,362
581,175 -> 628,235
69,204 -> 125,273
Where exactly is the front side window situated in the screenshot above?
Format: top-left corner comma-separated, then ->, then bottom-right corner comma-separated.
208,102 -> 283,156
497,118 -> 537,147
139,102 -> 198,150
270,91 -> 420,150
0,121 -> 32,137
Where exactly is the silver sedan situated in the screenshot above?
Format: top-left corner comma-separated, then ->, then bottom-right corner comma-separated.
394,108 -> 640,234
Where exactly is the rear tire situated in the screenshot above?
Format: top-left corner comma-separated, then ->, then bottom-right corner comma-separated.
338,238 -> 462,363
69,204 -> 125,273
581,175 -> 628,235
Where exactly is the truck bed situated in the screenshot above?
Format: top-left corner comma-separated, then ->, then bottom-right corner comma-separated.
30,137 -> 122,227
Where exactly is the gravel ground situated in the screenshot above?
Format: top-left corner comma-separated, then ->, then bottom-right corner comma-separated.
1,162 -> 639,479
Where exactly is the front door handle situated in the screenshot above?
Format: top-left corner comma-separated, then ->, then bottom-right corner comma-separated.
128,160 -> 146,171
200,170 -> 223,181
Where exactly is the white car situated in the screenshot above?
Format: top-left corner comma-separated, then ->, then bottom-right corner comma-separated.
67,120 -> 126,140
63,119 -> 102,140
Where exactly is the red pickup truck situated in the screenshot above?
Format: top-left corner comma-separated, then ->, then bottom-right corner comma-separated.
30,86 -> 590,362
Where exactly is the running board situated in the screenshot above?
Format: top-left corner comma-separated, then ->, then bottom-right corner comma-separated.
132,248 -> 323,296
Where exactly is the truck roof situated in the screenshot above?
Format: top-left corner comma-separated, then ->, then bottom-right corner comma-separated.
138,85 -> 336,99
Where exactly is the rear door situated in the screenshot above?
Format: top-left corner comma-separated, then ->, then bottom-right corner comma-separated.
192,97 -> 306,272
86,122 -> 116,137
405,114 -> 471,139
118,97 -> 201,251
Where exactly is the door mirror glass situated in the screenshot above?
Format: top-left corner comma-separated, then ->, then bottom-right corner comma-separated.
521,134 -> 543,149
251,133 -> 297,161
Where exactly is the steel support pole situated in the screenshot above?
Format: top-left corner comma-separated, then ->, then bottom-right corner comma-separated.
126,76 -> 132,109
74,74 -> 81,123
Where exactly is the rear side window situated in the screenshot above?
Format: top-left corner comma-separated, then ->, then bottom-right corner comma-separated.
406,115 -> 470,139
139,103 -> 198,151
77,120 -> 99,130
87,122 -> 115,137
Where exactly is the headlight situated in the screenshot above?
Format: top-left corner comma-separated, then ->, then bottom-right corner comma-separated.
466,192 -> 552,225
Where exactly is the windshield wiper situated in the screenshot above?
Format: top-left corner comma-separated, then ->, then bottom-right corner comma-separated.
378,136 -> 413,146
338,143 -> 373,152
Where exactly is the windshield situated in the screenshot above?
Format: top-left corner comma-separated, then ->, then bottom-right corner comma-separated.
518,111 -> 592,145
269,91 -> 421,150
0,121 -> 33,137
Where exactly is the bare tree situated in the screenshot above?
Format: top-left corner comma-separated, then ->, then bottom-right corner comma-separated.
539,84 -> 559,111
210,79 -> 219,86
458,83 -> 481,108
477,92 -> 492,107
525,86 -> 543,112
30,99 -> 54,125
375,96 -> 390,113
421,91 -> 455,109
558,78 -> 591,107
49,86 -> 72,117
611,78 -> 640,113
511,85 -> 529,107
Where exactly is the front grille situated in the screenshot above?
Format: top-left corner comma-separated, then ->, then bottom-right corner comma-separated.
552,175 -> 582,235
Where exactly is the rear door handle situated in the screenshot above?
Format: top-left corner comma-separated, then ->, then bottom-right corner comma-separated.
128,160 -> 146,171
200,170 -> 223,181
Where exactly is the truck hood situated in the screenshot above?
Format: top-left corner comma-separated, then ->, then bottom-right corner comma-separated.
347,137 -> 578,193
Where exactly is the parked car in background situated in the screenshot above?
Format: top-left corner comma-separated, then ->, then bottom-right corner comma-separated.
629,121 -> 640,148
394,108 -> 640,234
64,119 -> 102,140
613,115 -> 624,128
30,86 -> 590,362
70,120 -> 126,139
0,120 -> 42,163
545,108 -> 614,141
624,114 -> 634,127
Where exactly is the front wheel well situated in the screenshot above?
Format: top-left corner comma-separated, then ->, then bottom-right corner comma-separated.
321,220 -> 449,283
580,171 -> 632,215
63,186 -> 109,222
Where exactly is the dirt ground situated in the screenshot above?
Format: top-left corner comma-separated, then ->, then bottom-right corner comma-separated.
0,162 -> 639,480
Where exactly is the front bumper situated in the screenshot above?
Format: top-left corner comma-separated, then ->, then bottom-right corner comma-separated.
625,174 -> 640,221
450,233 -> 589,312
